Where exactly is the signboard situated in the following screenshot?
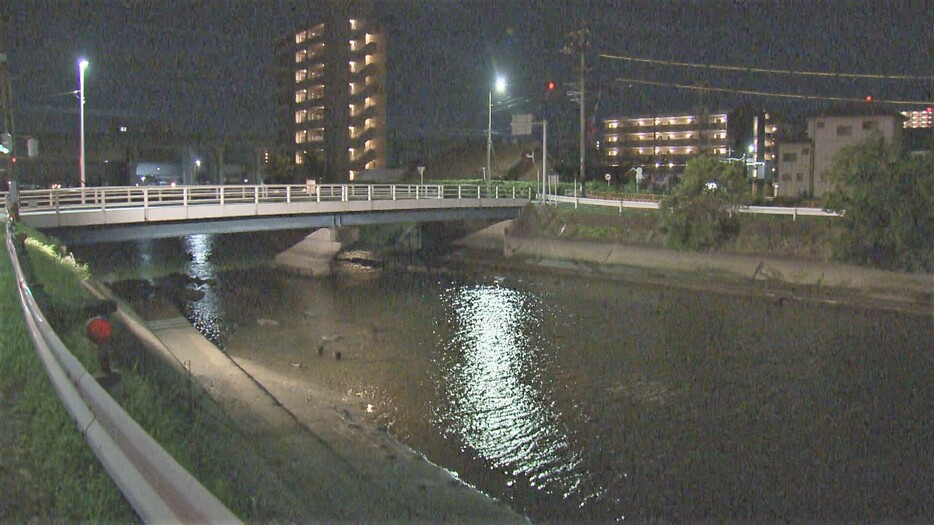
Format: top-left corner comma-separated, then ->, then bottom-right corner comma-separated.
511,114 -> 533,136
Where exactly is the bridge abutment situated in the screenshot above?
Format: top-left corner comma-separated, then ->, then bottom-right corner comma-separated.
273,227 -> 359,277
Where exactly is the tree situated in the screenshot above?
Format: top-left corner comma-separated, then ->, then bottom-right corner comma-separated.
264,152 -> 296,184
660,155 -> 751,250
822,136 -> 934,271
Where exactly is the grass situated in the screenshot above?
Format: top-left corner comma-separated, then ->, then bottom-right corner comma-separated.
0,225 -> 134,521
0,224 -> 308,521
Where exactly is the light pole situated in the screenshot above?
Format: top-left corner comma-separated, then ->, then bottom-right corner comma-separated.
78,59 -> 88,188
486,75 -> 506,182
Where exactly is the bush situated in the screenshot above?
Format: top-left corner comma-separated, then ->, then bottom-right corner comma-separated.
822,136 -> 934,271
660,156 -> 751,250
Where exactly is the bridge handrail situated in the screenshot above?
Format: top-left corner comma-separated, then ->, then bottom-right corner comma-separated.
13,183 -> 532,214
3,220 -> 241,523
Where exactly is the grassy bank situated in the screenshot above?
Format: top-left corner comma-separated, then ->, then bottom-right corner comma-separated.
0,225 -> 315,521
0,226 -> 134,521
525,203 -> 842,260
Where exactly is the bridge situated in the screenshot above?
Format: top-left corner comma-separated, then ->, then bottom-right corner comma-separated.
4,183 -> 531,244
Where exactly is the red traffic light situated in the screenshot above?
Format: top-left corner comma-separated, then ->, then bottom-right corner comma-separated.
865,95 -> 873,102
547,81 -> 556,91
86,316 -> 113,345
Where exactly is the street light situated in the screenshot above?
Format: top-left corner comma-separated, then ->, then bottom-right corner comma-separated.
78,59 -> 89,188
486,75 -> 506,182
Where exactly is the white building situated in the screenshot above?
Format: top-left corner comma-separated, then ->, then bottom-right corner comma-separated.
776,112 -> 903,198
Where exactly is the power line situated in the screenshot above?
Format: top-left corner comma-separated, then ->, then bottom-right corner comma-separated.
614,77 -> 933,106
601,53 -> 934,82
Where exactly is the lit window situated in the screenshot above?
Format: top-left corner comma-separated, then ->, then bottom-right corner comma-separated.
365,33 -> 377,45
295,49 -> 306,63
296,31 -> 306,44
295,90 -> 307,103
295,110 -> 306,124
350,19 -> 359,30
295,130 -> 306,144
296,69 -> 307,83
296,152 -> 304,164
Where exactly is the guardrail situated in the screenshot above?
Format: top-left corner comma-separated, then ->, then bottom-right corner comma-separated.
547,194 -> 842,218
13,183 -> 532,214
4,220 -> 241,523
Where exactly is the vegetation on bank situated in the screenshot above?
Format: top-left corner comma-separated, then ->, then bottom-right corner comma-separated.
823,136 -> 934,272
659,156 -> 751,251
0,226 -> 134,521
530,142 -> 927,274
0,225 -> 309,521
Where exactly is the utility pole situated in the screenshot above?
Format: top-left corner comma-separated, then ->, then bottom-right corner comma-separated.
0,12 -> 15,189
563,25 -> 590,196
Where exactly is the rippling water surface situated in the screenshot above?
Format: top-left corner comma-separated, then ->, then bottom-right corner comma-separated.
75,233 -> 934,523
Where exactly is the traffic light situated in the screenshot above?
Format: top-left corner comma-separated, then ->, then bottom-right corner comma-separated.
865,95 -> 873,103
547,81 -> 556,92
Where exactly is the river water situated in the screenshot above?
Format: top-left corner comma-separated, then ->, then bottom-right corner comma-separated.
74,231 -> 933,524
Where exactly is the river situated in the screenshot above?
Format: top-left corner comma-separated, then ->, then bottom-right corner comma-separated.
73,231 -> 933,524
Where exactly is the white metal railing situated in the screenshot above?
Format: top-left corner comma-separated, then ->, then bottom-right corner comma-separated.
13,184 -> 531,215
547,194 -> 842,218
3,220 -> 241,523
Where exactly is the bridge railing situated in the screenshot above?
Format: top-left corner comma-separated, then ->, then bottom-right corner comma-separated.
11,183 -> 531,214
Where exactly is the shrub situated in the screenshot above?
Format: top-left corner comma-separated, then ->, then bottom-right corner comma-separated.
822,136 -> 934,271
660,156 -> 751,250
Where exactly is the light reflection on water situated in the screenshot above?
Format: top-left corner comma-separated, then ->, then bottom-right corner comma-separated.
184,234 -> 224,344
434,283 -> 586,497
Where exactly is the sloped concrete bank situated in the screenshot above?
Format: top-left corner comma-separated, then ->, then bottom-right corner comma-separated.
85,281 -> 527,524
454,219 -> 933,315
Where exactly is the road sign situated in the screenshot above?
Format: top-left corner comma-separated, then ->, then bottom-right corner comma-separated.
511,114 -> 533,136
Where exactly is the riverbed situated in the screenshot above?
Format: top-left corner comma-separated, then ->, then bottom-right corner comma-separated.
75,231 -> 934,523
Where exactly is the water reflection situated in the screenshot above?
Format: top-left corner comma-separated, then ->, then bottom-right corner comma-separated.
435,281 -> 585,497
184,234 -> 224,343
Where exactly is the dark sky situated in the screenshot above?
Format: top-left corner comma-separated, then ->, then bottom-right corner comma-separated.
5,0 -> 932,140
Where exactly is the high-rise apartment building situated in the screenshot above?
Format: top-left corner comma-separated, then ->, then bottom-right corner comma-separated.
277,12 -> 387,181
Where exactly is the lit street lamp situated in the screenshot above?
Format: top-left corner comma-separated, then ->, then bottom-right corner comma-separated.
486,75 -> 506,182
78,59 -> 89,187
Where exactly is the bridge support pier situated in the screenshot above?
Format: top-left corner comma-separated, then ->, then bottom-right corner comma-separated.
273,227 -> 359,277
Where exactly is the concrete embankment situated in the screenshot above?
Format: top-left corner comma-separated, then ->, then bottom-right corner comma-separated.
85,281 -> 526,524
456,220 -> 933,314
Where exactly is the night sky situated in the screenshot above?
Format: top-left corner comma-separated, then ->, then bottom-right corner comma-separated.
5,1 -> 932,141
